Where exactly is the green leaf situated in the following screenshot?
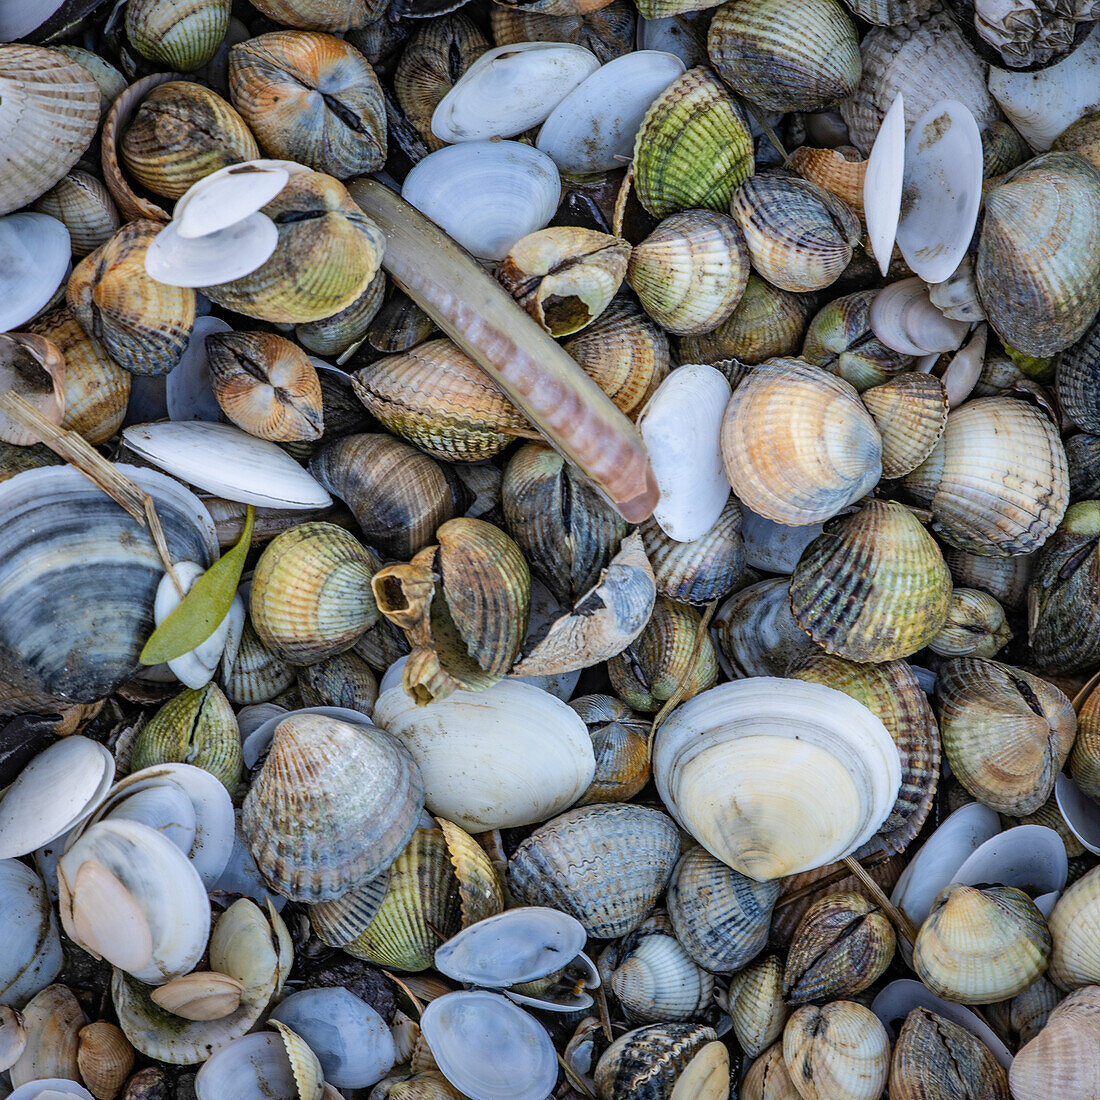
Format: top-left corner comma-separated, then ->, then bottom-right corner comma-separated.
140,505 -> 255,665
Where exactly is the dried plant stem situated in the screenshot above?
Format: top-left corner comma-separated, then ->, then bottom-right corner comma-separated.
842,853 -> 920,947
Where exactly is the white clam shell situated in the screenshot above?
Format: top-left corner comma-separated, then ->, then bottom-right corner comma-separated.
7,1082 -> 95,1100
194,1031 -> 314,1100
58,818 -> 210,984
401,141 -> 561,261
105,784 -> 197,855
864,92 -> 905,276
954,824 -> 1067,901
889,801 -> 1000,927
989,25 -> 1100,151
0,0 -> 66,38
145,214 -> 279,289
373,678 -> 595,833
653,678 -> 901,880
536,51 -> 686,175
166,315 -> 232,423
173,162 -> 292,239
637,17 -> 702,67
122,421 -> 333,509
1055,771 -> 1100,855
432,42 -> 599,143
870,277 -> 970,356
0,737 -> 114,860
154,561 -> 235,689
420,991 -> 558,1100
895,100 -> 983,284
0,858 -> 63,1007
0,212 -> 71,332
637,363 -> 732,543
509,579 -> 584,700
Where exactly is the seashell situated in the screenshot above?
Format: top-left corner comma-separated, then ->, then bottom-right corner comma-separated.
0,333 -> 65,447
839,8 -> 999,155
655,678 -> 901,880
508,802 -> 680,938
499,227 -> 629,338
401,141 -> 561,261
77,1021 -> 134,1100
631,66 -> 754,218
789,146 -> 867,216
742,1043 -> 800,1100
1070,681 -> 1100,805
789,499 -> 953,662
150,971 -> 245,1021
151,557 -> 236,688
229,32 -> 387,178
889,1007 -> 1010,1100
194,1028 -> 323,1100
943,546 -> 1034,610
1054,109 -> 1100,173
936,657 -> 1075,815
861,372 -> 948,477
1010,986 -> 1100,1100
270,987 -> 395,1089
395,14 -> 491,152
119,82 -> 258,202
8,1082 -> 94,1100
720,358 -> 882,526
370,1072 -> 464,1099
68,220 -> 196,377
9,985 -> 85,1090
132,685 -> 242,793
0,859 -> 63,1008
0,46 -> 100,218
372,517 -> 530,703
608,596 -> 719,712
420,991 -> 557,1100
627,210 -> 749,336
913,883 -> 1052,1003
431,42 -> 599,143
296,270 -> 385,357
352,338 -> 535,461
0,212 -> 71,336
247,0 -> 385,31
242,712 -> 423,902
681,276 -> 813,365
51,45 -> 125,119
202,170 -> 384,325
502,442 -> 628,607
978,152 -> 1100,357
1047,864 -> 1100,988
784,892 -> 895,1003
1059,315 -> 1100,434
666,845 -> 778,973
928,587 -> 1012,658
562,296 -> 670,418
729,957 -> 788,1059
637,364 -> 732,543
801,290 -> 910,392
870,278 -> 970,357
639,497 -> 744,604
492,2 -> 636,61
126,0 -> 230,71
571,695 -> 650,804
27,307 -> 129,446
904,396 -> 1069,556
374,677 -> 595,832
731,175 -> 861,293
537,50 -> 686,176
58,819 -> 209,984
711,576 -> 820,678
0,1005 -> 26,1072
782,1002 -> 890,1100
708,0 -> 860,111
1005,975 -> 1063,1048
122,422 -> 332,510
205,332 -> 323,442
33,172 -> 120,260
0,465 -> 217,703
251,522 -> 378,665
298,650 -> 379,715
594,1023 -> 718,1100
113,896 -> 291,1064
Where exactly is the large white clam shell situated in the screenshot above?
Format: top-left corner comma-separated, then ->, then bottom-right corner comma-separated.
0,737 -> 114,860
536,50 -> 686,175
145,214 -> 279,289
173,161 -> 293,239
420,991 -> 558,1100
373,677 -> 595,833
653,678 -> 901,880
7,1081 -> 95,1100
57,818 -> 209,984
864,92 -> 905,276
122,422 -> 333,509
895,100 -> 983,284
0,858 -> 63,1008
432,42 -> 599,144
194,1030 -> 321,1100
0,212 -> 71,332
401,141 -> 561,261
637,364 -> 732,543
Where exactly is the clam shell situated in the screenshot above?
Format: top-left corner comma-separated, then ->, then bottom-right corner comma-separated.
1011,986 -> 1100,1100
149,971 -> 244,1022
193,1030 -> 320,1100
864,92 -> 905,275
242,713 -> 423,903
145,215 -> 280,290
1047,864 -> 1100,989
9,985 -> 84,1090
492,2 -> 636,60
0,213 -> 71,336
76,1021 -> 134,1100
0,859 -> 63,1008
742,1043 -> 800,1100
870,278 -> 969,357
782,1002 -> 890,1100
739,508 -> 825,574
247,0 -> 384,31
0,45 -> 100,217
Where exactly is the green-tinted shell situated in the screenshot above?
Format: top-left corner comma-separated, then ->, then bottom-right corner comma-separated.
928,588 -> 1012,659
297,649 -> 379,714
889,1008 -> 1010,1100
935,657 -> 1076,816
250,522 -> 379,665
707,0 -> 861,112
126,0 -> 231,71
632,66 -> 754,219
608,597 -> 718,712
132,683 -> 242,791
502,443 -> 628,607
295,269 -> 385,357
784,892 -> 895,1004
789,499 -> 952,662
914,884 -> 1051,1005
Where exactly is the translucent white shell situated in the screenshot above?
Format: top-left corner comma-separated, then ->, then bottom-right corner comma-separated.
864,92 -> 905,276
0,858 -> 63,1007
0,212 -> 71,332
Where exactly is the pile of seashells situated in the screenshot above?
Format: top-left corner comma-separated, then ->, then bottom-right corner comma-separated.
7,0 -> 1100,1096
